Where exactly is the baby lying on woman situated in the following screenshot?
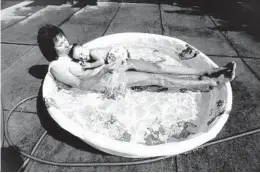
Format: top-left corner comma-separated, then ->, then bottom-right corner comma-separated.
68,43 -> 236,93
69,44 -> 129,98
69,43 -> 128,72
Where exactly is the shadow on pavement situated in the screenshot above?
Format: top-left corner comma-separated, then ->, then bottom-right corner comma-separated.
29,65 -> 49,80
167,0 -> 260,41
1,146 -> 24,172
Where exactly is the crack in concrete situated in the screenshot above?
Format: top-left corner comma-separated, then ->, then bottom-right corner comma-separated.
102,2 -> 122,36
1,45 -> 36,74
159,2 -> 165,35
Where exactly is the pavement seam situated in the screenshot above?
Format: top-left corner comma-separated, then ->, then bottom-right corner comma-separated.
240,58 -> 260,81
2,41 -> 260,60
1,42 -> 37,46
159,2 -> 165,35
1,2 -> 45,31
1,2 -> 83,32
1,45 -> 36,74
2,41 -> 260,59
237,56 -> 260,59
18,130 -> 48,172
207,54 -> 260,59
174,156 -> 178,172
2,17 -> 28,31
207,15 -> 260,81
58,4 -> 88,27
101,2 -> 122,36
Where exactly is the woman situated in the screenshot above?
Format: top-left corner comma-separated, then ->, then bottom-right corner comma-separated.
37,24 -> 236,91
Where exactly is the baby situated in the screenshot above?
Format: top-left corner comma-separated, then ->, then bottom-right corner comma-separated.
69,44 -> 129,99
69,43 -> 129,71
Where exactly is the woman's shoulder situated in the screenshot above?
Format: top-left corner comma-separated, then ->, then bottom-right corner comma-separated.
49,58 -> 71,69
49,59 -> 70,74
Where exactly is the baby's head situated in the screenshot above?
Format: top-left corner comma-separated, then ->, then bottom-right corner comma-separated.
69,43 -> 90,62
106,46 -> 129,65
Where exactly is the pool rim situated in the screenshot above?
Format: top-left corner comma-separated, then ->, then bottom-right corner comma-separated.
42,32 -> 232,158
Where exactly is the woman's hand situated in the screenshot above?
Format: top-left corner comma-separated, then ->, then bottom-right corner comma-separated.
119,61 -> 130,72
103,63 -> 118,73
80,62 -> 91,69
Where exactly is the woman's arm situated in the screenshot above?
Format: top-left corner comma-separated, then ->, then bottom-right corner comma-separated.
79,68 -> 106,90
50,62 -> 118,91
50,64 -> 106,91
79,47 -> 111,70
79,63 -> 117,90
50,65 -> 81,88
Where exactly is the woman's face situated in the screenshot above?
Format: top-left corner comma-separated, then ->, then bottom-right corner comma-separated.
54,34 -> 70,57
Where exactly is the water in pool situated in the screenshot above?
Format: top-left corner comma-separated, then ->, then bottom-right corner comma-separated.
52,45 -> 214,145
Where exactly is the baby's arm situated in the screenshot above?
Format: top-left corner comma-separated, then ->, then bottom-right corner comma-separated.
79,47 -> 110,70
90,47 -> 111,60
81,59 -> 104,69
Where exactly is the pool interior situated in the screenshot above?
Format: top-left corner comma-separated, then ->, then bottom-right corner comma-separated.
47,44 -> 228,146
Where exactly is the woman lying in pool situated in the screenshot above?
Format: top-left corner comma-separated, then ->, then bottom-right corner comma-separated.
37,24 -> 236,91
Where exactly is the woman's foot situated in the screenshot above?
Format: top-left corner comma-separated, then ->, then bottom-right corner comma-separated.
199,61 -> 236,85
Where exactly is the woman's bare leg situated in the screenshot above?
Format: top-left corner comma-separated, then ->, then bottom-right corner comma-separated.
127,59 -> 205,75
127,59 -> 236,83
124,71 -> 218,89
91,47 -> 236,82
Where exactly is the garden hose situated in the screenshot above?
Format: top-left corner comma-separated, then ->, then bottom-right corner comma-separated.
4,95 -> 260,168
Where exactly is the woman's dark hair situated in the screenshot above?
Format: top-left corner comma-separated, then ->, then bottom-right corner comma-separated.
37,24 -> 66,62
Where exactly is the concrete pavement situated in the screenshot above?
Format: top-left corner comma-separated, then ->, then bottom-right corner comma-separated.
1,0 -> 260,171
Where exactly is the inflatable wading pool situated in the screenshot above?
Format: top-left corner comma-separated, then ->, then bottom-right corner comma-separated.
42,33 -> 232,158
